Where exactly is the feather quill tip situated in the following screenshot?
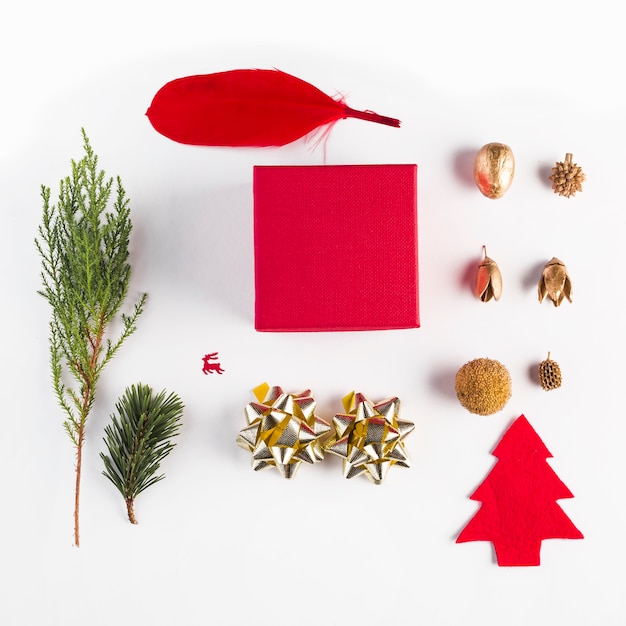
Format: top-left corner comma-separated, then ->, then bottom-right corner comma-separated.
343,106 -> 400,128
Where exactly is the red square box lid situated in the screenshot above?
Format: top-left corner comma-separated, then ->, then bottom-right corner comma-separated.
254,164 -> 419,332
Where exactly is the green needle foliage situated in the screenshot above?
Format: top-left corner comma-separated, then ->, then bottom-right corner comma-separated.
36,129 -> 147,546
101,383 -> 184,524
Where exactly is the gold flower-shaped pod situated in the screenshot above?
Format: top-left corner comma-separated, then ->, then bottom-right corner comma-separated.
538,257 -> 572,306
324,392 -> 414,484
236,383 -> 330,478
475,246 -> 502,302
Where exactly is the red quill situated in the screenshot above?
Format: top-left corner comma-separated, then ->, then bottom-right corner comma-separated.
146,69 -> 400,147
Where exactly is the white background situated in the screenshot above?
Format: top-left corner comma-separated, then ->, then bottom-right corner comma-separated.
2,1 -> 625,624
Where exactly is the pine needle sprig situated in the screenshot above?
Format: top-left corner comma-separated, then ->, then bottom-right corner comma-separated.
101,384 -> 184,524
35,129 -> 147,546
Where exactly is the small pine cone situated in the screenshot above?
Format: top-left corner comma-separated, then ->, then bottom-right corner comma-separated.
549,153 -> 585,198
538,354 -> 562,391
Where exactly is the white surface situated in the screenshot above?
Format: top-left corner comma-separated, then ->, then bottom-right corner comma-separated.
2,1 -> 625,624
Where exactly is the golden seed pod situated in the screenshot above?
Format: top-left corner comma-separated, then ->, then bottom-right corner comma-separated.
455,358 -> 512,416
549,153 -> 585,198
538,352 -> 562,391
473,142 -> 515,199
475,246 -> 502,302
538,257 -> 572,306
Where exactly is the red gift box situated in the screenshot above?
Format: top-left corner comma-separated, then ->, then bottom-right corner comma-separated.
253,164 -> 419,332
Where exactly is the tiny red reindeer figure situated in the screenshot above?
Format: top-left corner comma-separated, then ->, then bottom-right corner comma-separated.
202,352 -> 225,375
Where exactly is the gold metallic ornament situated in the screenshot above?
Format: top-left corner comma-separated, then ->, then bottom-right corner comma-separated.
324,392 -> 414,484
473,142 -> 515,199
538,257 -> 572,306
475,246 -> 502,302
455,358 -> 512,416
236,383 -> 330,478
549,153 -> 585,198
538,352 -> 562,391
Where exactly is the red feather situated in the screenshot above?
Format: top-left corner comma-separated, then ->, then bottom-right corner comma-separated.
146,69 -> 400,147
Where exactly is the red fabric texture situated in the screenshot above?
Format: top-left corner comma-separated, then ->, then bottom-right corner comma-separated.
146,69 -> 400,148
253,164 -> 419,332
456,414 -> 583,566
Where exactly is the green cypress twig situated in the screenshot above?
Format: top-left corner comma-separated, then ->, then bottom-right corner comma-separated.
36,130 -> 147,546
101,384 -> 184,524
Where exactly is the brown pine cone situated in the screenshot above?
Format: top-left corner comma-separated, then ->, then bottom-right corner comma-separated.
549,153 -> 585,198
538,354 -> 562,391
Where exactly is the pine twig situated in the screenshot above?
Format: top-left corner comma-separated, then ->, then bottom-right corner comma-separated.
36,130 -> 146,546
101,383 -> 184,524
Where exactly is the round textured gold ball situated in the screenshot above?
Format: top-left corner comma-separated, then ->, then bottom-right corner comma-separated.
455,358 -> 512,415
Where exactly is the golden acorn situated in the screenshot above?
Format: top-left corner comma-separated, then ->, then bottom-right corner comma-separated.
473,142 -> 515,199
549,153 -> 585,198
538,353 -> 562,391
455,358 -> 512,416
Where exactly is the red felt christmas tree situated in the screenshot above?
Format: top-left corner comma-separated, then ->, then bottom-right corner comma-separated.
456,414 -> 583,566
